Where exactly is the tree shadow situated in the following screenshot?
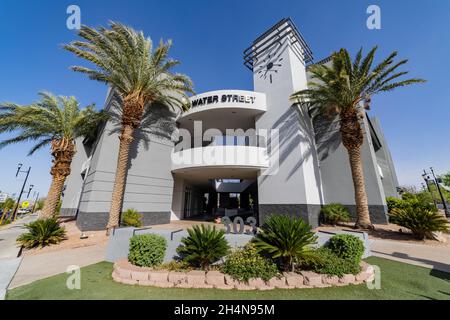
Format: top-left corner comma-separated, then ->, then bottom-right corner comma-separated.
106,92 -> 179,171
372,250 -> 450,279
260,104 -> 340,206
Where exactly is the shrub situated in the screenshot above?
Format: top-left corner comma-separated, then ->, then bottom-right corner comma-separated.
221,244 -> 279,282
386,196 -> 405,213
401,192 -> 417,201
153,260 -> 192,272
389,207 -> 449,240
176,224 -> 230,270
321,204 -> 351,224
298,247 -> 360,276
386,196 -> 436,214
122,209 -> 142,227
128,234 -> 167,267
326,234 -> 365,264
1,218 -> 11,226
252,215 -> 317,271
16,218 -> 66,249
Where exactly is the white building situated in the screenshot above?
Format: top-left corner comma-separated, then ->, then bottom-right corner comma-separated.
60,18 -> 399,230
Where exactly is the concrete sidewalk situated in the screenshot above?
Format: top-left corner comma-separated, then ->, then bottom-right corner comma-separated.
9,242 -> 107,289
370,238 -> 450,273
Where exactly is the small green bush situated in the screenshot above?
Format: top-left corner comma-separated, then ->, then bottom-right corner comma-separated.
389,207 -> 449,240
386,196 -> 436,214
122,209 -> 142,227
321,204 -> 351,224
252,215 -> 317,271
16,218 -> 66,249
221,244 -> 279,282
128,234 -> 167,267
177,224 -> 230,270
1,218 -> 11,226
154,260 -> 192,272
386,197 -> 405,213
298,247 -> 360,276
326,234 -> 364,264
401,192 -> 416,201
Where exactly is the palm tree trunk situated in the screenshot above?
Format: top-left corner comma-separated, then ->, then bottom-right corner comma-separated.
106,124 -> 134,232
40,138 -> 76,219
347,146 -> 372,229
340,108 -> 373,229
40,175 -> 66,219
0,208 -> 7,225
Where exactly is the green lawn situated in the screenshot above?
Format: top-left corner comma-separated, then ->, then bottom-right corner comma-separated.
7,257 -> 450,300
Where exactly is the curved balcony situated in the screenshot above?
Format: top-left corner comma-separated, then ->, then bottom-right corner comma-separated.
178,90 -> 266,133
171,145 -> 269,174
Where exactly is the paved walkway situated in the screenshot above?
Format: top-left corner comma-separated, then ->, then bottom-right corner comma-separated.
0,214 -> 37,299
9,242 -> 107,289
370,238 -> 450,273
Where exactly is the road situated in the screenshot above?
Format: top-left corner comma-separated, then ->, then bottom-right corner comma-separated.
0,214 -> 37,299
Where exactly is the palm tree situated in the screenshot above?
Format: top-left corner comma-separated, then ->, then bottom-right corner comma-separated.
63,22 -> 194,232
0,92 -> 105,219
291,47 -> 425,229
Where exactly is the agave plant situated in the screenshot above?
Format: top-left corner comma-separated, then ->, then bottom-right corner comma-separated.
16,218 -> 66,249
176,224 -> 230,270
252,215 -> 317,271
389,207 -> 449,240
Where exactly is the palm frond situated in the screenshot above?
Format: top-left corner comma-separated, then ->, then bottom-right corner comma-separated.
291,46 -> 425,116
0,92 -> 104,153
64,21 -> 194,119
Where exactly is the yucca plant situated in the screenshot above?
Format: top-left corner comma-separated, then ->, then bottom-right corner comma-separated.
16,218 -> 66,249
389,207 -> 449,240
252,215 -> 317,271
176,224 -> 230,270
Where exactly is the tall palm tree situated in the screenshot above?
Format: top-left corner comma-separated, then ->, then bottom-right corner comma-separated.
0,92 -> 105,219
63,22 -> 194,232
291,47 -> 425,229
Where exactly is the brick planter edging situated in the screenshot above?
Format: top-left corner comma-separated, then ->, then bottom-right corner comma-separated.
112,259 -> 375,290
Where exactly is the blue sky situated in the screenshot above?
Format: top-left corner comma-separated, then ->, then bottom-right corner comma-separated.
0,0 -> 449,199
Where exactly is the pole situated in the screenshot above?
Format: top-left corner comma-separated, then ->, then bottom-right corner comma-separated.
31,192 -> 40,213
422,170 -> 438,208
12,166 -> 31,221
430,167 -> 450,217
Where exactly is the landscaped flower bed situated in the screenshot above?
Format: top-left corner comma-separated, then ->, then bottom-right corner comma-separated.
111,215 -> 376,290
112,259 -> 375,290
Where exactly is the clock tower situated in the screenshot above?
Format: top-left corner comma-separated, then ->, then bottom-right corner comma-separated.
244,18 -> 324,226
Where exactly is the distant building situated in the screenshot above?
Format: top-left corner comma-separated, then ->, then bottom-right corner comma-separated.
60,18 -> 399,231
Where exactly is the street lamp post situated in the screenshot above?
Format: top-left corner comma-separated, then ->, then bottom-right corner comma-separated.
430,167 -> 449,217
11,164 -> 31,221
422,171 -> 438,209
31,191 -> 40,213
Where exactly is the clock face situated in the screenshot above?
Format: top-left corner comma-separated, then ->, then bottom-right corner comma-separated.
256,41 -> 285,83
